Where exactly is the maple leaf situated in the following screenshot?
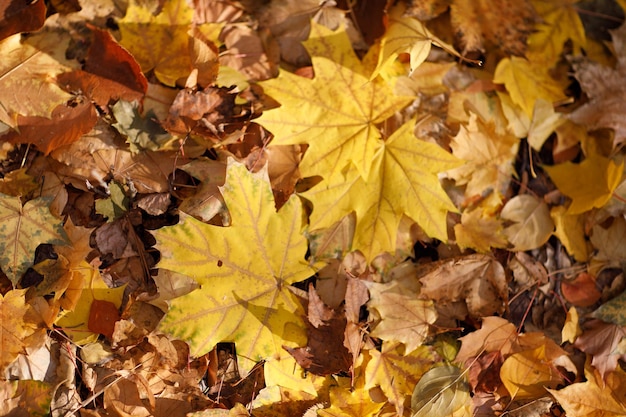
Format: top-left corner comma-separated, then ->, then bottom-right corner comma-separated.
112,100 -> 171,152
258,23 -> 413,182
373,3 -> 461,78
119,0 -> 193,86
365,277 -> 437,353
0,195 -> 68,284
494,56 -> 568,116
527,0 -> 587,67
454,209 -> 508,253
549,366 -> 626,417
301,119 -> 460,260
154,160 -> 320,371
0,289 -> 45,372
544,152 -> 623,215
0,32 -> 76,128
318,375 -> 384,417
365,342 -> 438,416
448,112 -> 519,206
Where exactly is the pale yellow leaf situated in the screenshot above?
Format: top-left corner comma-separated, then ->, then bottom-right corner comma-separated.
501,195 -> 554,251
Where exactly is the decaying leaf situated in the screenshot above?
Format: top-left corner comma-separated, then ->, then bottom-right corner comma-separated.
419,254 -> 508,319
0,195 -> 68,284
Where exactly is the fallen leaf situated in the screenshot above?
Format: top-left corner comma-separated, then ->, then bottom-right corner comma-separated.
0,380 -> 51,417
500,194 -> 554,251
550,206 -> 589,262
112,100 -> 171,152
373,3 -> 460,78
258,22 -> 413,182
365,342 -> 438,416
0,0 -> 46,41
301,118 -> 460,260
573,320 -> 626,380
2,99 -> 98,155
155,160 -> 320,372
527,0 -> 587,67
494,56 -> 567,116
119,0 -> 193,86
365,278 -> 437,353
545,151 -> 623,215
568,22 -> 626,147
0,195 -> 68,284
562,306 -> 582,344
0,32 -> 75,128
549,366 -> 626,417
419,254 -> 508,319
318,374 -> 384,417
450,0 -> 536,55
561,272 -> 601,307
411,365 -> 471,417
0,290 -> 46,373
454,208 -> 508,252
448,112 -> 519,206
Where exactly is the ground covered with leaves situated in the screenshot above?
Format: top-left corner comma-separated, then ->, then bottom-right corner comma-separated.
1,0 -> 626,416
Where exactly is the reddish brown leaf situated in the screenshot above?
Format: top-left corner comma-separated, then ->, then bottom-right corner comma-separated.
1,99 -> 97,155
88,299 -> 120,339
57,27 -> 147,108
561,272 -> 601,307
574,320 -> 626,380
0,0 -> 46,42
468,350 -> 504,394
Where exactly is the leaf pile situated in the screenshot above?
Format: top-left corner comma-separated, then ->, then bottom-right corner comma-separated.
1,1 -> 626,416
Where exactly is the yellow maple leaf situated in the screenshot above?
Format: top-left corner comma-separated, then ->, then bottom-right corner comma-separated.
258,23 -> 413,182
454,208 -> 508,253
318,374 -> 384,417
119,0 -> 193,86
365,277 -> 437,352
527,0 -> 587,67
364,342 -> 438,416
301,119 -> 460,260
448,112 -> 519,206
154,160 -> 320,372
0,289 -> 45,372
551,206 -> 589,261
544,152 -> 624,215
373,3 -> 461,78
494,56 -> 568,116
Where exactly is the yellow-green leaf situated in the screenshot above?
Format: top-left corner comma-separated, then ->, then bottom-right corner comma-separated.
119,0 -> 193,86
258,23 -> 413,182
544,152 -> 624,215
0,195 -> 68,284
411,365 -> 471,417
301,119 -> 460,260
155,160 -> 319,371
